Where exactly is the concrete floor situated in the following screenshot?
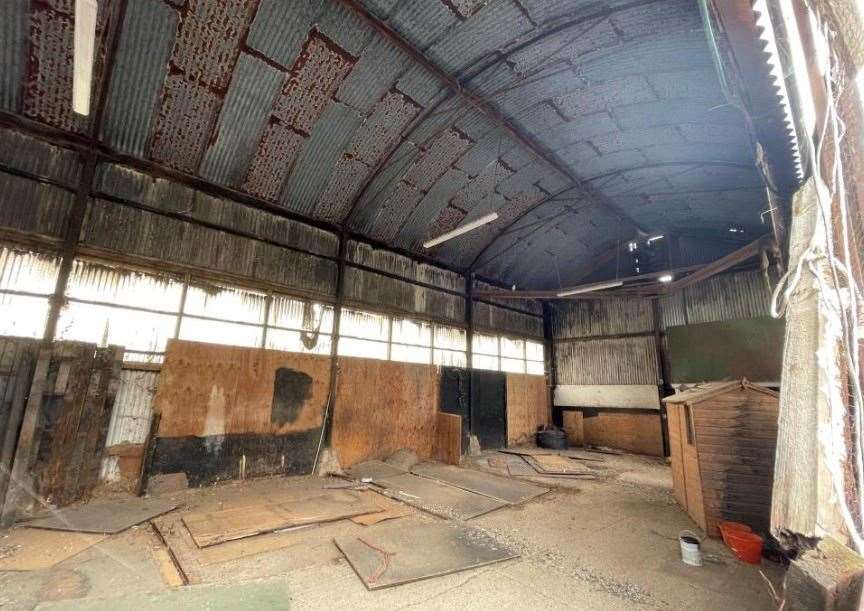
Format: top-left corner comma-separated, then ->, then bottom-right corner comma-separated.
0,452 -> 783,610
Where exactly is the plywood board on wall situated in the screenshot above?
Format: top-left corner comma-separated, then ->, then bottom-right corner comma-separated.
332,357 -> 439,468
581,411 -> 663,457
554,385 -> 660,409
506,374 -> 549,445
154,340 -> 330,438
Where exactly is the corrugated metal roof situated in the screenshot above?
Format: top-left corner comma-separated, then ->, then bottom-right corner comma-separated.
346,240 -> 465,292
0,129 -> 81,187
0,1 -> 26,111
0,173 -> 74,239
335,37 -> 412,113
280,101 -> 363,216
317,2 -> 375,56
247,0 -> 322,68
100,0 -> 177,157
199,54 -> 283,186
388,2 -> 458,51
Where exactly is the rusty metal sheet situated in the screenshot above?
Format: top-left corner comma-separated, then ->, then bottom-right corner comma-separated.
247,0 -> 322,69
0,129 -> 80,188
241,121 -> 305,202
388,1 -> 458,51
317,2 -> 375,57
314,156 -> 371,222
348,91 -> 420,165
336,37 -> 411,113
0,1 -> 27,110
272,33 -> 354,135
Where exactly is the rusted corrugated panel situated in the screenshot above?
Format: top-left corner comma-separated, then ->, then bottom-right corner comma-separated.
81,199 -> 338,296
95,163 -> 338,258
100,0 -> 178,157
314,157 -> 370,223
684,270 -> 771,324
555,336 -> 659,385
348,92 -> 421,165
246,0 -> 321,68
105,370 -> 159,446
473,301 -> 543,339
395,167 -> 469,250
426,0 -> 533,73
658,292 -> 686,330
0,1 -> 27,110
342,266 -> 465,324
242,122 -> 305,201
0,173 -> 74,239
336,37 -> 411,113
473,280 -> 542,316
200,54 -> 283,186
347,240 -> 465,292
0,129 -> 80,188
395,65 -> 444,106
281,101 -> 363,215
362,181 -> 424,242
552,298 -> 654,338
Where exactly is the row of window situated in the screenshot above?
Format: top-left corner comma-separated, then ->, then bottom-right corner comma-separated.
0,247 -> 545,374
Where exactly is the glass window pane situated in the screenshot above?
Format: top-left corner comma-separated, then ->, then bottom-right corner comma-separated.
526,360 -> 545,375
123,351 -> 165,365
265,328 -> 332,355
0,294 -> 50,338
57,302 -> 177,353
340,309 -> 389,341
472,354 -> 498,371
500,337 -> 525,358
269,296 -> 334,334
184,284 -> 266,324
391,318 -> 431,346
526,341 -> 544,361
66,260 -> 183,310
501,357 -> 525,373
434,349 -> 467,368
434,325 -> 466,350
179,317 -> 262,348
472,333 -> 498,356
338,337 -> 388,360
0,248 -> 60,294
390,344 -> 430,364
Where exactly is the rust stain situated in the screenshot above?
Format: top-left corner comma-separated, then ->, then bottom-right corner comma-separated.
403,128 -> 473,192
428,205 -> 467,241
242,120 -> 304,201
315,157 -> 369,222
272,33 -> 354,135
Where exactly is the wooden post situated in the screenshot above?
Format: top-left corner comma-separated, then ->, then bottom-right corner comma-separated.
0,349 -> 35,509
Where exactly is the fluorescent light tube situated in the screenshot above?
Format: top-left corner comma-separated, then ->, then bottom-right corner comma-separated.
73,0 -> 98,116
658,274 -> 674,283
556,280 -> 624,297
423,212 -> 499,249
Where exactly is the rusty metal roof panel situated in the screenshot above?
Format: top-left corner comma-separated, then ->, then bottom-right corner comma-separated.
555,336 -> 658,385
426,0 -> 533,74
280,101 -> 363,216
0,129 -> 80,188
388,2 -> 458,51
199,54 -> 283,186
335,37 -> 412,113
396,166 -> 470,250
0,172 -> 75,240
0,1 -> 27,111
357,0 -> 400,20
247,0 -> 321,68
472,301 -> 543,338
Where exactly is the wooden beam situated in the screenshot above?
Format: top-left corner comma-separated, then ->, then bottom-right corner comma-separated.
659,235 -> 770,293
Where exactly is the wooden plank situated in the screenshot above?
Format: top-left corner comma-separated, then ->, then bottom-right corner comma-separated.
525,454 -> 593,475
24,497 -> 178,534
334,520 -> 517,590
581,411 -> 664,456
562,411 -> 583,446
433,412 -> 462,465
1,347 -> 53,527
410,463 -> 548,504
505,374 -> 548,445
0,527 -> 106,571
0,347 -> 35,510
372,473 -> 507,520
181,490 -> 381,547
332,358 -> 439,468
667,404 -> 688,511
350,491 -> 413,526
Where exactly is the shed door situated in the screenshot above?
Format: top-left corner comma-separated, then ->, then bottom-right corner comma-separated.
470,370 -> 507,450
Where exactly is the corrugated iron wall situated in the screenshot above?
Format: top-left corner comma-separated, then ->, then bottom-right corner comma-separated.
658,269 -> 771,329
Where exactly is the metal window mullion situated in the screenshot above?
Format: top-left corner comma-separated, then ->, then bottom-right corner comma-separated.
386,315 -> 393,361
174,277 -> 189,340
261,293 -> 272,349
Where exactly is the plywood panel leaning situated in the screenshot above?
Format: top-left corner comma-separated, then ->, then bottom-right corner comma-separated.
581,410 -> 663,456
663,380 -> 779,537
434,412 -> 462,465
150,340 -> 331,485
562,411 -> 583,446
505,373 -> 549,446
331,358 -> 439,468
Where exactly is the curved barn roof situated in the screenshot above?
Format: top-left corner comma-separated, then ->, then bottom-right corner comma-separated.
1,0 -> 793,289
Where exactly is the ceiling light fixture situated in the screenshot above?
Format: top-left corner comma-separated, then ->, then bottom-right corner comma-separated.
73,0 -> 98,116
647,235 -> 664,244
658,274 -> 674,283
423,212 -> 499,249
556,280 -> 624,298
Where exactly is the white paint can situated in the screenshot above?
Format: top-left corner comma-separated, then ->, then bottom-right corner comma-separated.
679,531 -> 702,567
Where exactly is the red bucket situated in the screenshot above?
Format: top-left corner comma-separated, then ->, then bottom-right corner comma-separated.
718,521 -> 752,546
724,529 -> 763,564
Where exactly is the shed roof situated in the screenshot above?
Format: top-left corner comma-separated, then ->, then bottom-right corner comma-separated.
0,0 -> 797,289
662,378 -> 779,405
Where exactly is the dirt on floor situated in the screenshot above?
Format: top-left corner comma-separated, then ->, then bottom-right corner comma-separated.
0,451 -> 783,610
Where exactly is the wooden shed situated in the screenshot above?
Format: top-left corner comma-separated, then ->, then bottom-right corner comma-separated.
662,379 -> 779,537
